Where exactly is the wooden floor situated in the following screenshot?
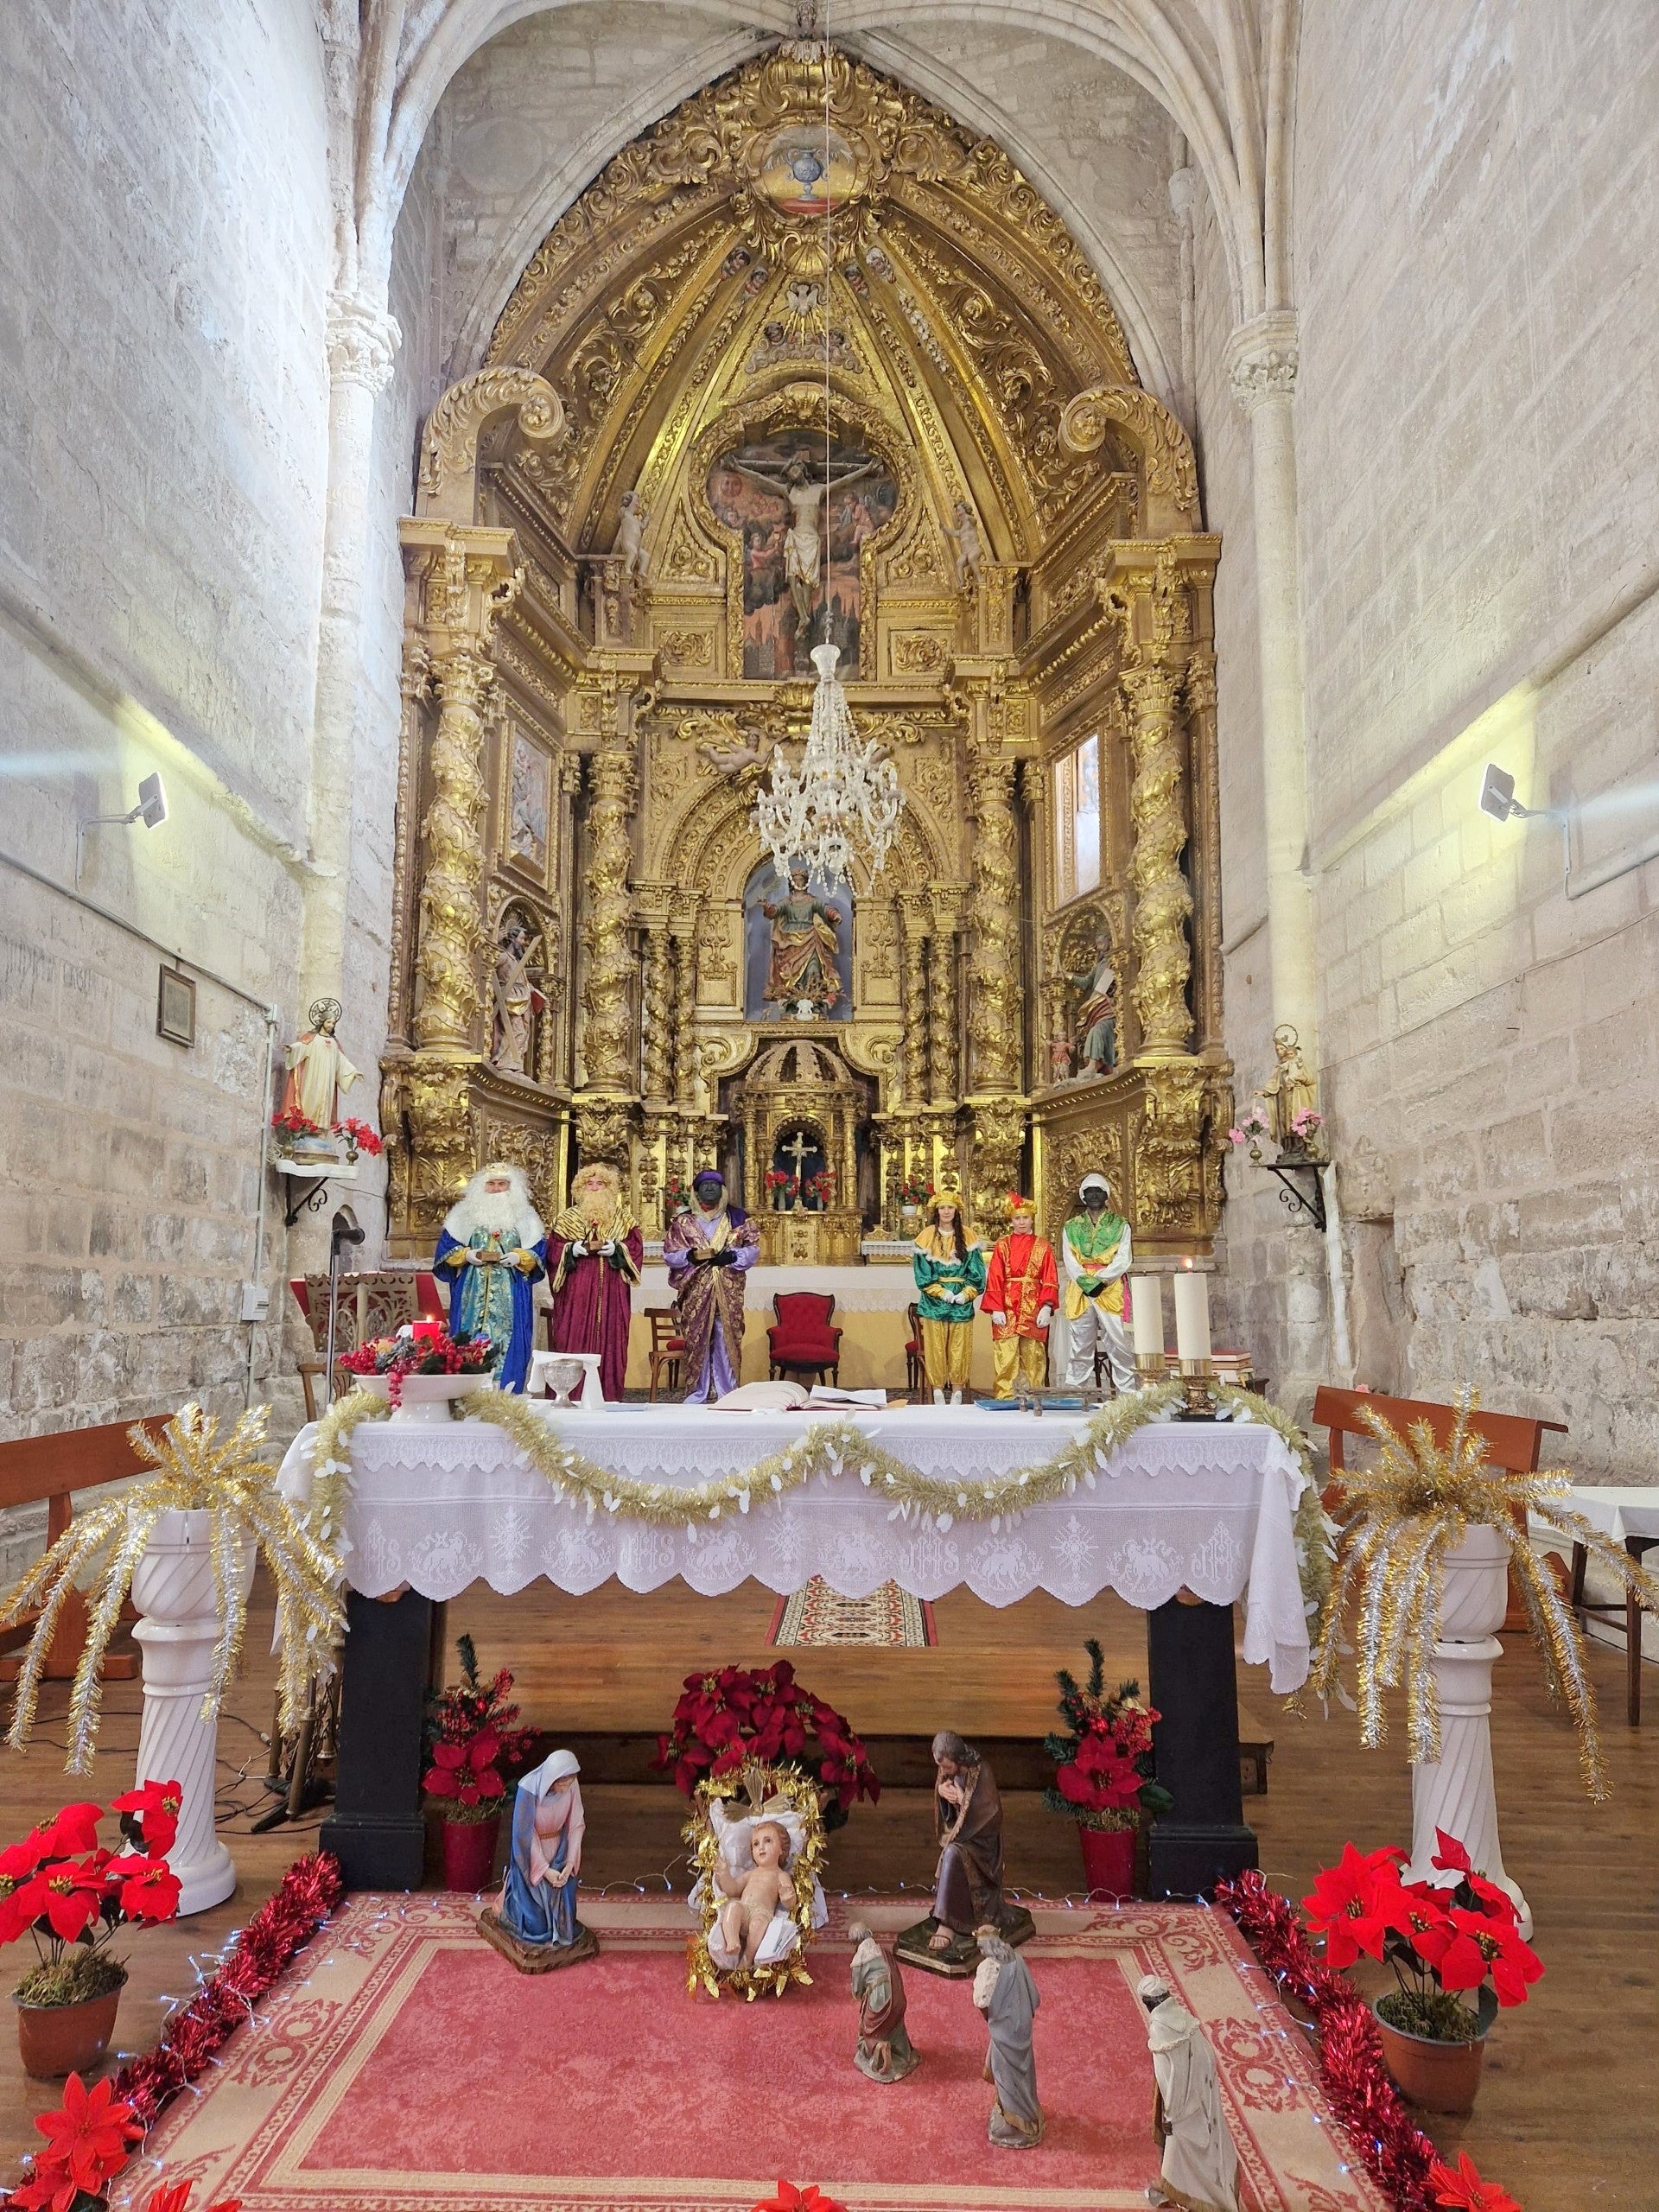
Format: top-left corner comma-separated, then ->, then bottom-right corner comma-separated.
1,1572 -> 1655,2209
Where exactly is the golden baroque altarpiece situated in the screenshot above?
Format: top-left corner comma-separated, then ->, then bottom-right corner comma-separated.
380,45 -> 1230,1263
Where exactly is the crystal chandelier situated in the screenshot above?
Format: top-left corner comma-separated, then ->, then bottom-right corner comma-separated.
754,644 -> 902,889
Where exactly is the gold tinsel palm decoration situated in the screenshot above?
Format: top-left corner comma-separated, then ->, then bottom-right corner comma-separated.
1307,1397 -> 1659,1799
1,1403 -> 344,1774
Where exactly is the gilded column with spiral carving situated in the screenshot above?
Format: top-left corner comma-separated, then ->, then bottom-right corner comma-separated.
1185,645 -> 1223,1050
966,749 -> 1022,1095
641,923 -> 672,1108
1121,651 -> 1193,1056
415,645 -> 495,1052
576,741 -> 638,1162
927,912 -> 959,1105
898,895 -> 931,1109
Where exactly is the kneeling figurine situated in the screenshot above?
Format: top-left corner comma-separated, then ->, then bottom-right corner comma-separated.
478,1748 -> 599,1972
849,1922 -> 919,2082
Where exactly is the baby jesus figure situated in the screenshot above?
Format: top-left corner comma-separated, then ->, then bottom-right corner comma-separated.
714,1817 -> 798,1968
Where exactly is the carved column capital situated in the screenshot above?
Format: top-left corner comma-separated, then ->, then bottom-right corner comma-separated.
1226,311 -> 1300,412
327,291 -> 401,394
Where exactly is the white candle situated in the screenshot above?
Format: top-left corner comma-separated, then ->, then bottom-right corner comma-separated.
1172,1262 -> 1211,1363
1129,1274 -> 1165,1360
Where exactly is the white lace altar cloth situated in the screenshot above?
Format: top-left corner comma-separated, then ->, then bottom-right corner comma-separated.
276,1405 -> 1312,1691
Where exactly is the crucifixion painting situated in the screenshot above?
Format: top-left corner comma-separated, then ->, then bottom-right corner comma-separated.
709,430 -> 898,676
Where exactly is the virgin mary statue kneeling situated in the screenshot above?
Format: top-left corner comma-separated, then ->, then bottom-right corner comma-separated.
477,1750 -> 600,1973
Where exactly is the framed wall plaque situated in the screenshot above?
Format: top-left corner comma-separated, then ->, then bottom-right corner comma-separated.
156,963 -> 196,1047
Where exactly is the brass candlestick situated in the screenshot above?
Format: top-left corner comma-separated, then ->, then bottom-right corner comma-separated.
1177,1358 -> 1218,1419
1135,1351 -> 1169,1387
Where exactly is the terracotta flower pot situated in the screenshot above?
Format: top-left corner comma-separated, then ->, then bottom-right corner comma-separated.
439,1811 -> 502,1891
1372,1987 -> 1497,2114
15,1981 -> 124,2080
1077,1821 -> 1136,1901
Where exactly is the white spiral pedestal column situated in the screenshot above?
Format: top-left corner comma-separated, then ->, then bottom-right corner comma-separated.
1404,1522 -> 1531,1937
130,1509 -> 255,1917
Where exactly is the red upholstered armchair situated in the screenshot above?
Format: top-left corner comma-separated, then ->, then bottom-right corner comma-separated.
767,1292 -> 842,1388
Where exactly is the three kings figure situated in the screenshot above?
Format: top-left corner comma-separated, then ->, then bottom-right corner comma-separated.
761,863 -> 843,1018
433,1162 -> 547,1393
982,1195 -> 1058,1399
1061,1172 -> 1135,1393
663,1168 -> 760,1401
546,1161 -> 643,1403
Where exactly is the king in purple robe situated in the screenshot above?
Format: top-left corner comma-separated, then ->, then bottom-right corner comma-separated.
662,1168 -> 760,1402
545,1160 -> 643,1402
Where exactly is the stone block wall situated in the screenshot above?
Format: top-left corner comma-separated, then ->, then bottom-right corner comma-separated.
1287,0 -> 1659,1468
0,0 -> 334,1513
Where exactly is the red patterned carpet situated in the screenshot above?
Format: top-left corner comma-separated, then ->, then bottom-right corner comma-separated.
120,1892 -> 1388,2212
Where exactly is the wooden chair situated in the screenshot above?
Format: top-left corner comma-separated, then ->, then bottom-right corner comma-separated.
1566,1512 -> 1659,1727
905,1303 -> 924,1401
1313,1385 -> 1567,1637
767,1292 -> 842,1388
645,1306 -> 685,1402
0,1416 -> 173,1686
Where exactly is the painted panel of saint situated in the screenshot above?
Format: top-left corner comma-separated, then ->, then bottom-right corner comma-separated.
744,858 -> 854,1022
508,730 -> 550,874
709,432 -> 898,679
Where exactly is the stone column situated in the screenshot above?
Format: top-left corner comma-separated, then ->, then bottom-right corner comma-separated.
1227,311 -> 1319,1062
1121,651 -> 1194,1057
576,739 -> 638,1163
301,293 -> 400,1008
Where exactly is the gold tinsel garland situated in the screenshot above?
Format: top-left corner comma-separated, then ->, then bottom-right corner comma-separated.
0,1404 -> 345,1773
1307,1397 -> 1659,1799
304,1381 -> 1334,1620
683,1762 -> 828,2000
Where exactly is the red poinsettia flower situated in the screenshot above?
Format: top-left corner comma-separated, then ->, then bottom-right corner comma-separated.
423,1733 -> 505,1805
9,2157 -> 81,2212
143,2179 -> 245,2212
38,1856 -> 111,1942
33,2073 -> 144,2194
1427,2148 -> 1524,2211
112,1777 -> 184,1856
1433,1906 -> 1544,2004
42,1802 -> 104,1858
751,2186 -> 848,2212
106,1852 -> 184,1924
1302,1843 -> 1410,1967
0,1827 -> 54,1883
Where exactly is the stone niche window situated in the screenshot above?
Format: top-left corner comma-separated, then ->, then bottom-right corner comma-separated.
1051,731 -> 1102,906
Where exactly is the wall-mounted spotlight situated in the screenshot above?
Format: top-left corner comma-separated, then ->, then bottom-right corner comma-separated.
1479,762 -> 1570,892
76,772 -> 168,882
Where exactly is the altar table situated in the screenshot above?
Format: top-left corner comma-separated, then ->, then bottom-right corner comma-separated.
281,1405 -> 1309,1897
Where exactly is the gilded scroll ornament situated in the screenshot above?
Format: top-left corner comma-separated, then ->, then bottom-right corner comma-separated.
418,369 -> 565,518
1059,386 -> 1199,523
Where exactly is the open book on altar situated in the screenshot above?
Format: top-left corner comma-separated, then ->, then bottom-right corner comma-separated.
710,1381 -> 888,1411
808,1383 -> 888,1408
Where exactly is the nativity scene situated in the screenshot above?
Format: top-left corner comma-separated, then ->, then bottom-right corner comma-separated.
2,13 -> 1652,2212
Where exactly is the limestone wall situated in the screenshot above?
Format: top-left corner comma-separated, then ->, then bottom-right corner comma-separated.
1291,0 -> 1659,1467
0,0 -> 334,1489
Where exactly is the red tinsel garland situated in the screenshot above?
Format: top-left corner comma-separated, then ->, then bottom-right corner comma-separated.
115,1852 -> 342,2131
1217,1869 -> 1446,2212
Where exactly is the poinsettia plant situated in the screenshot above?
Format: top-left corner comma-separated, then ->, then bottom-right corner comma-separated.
422,1636 -> 535,1826
339,1324 -> 495,1407
270,1107 -> 324,1141
897,1173 -> 933,1208
656,1661 -> 879,1830
1302,1830 -> 1543,2043
0,1784 -> 183,2008
1042,1638 -> 1173,1833
333,1116 -> 384,1159
750,2189 -> 846,2212
1426,2150 -> 1523,2212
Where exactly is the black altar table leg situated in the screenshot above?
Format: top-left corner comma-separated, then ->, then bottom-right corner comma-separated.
1146,1596 -> 1258,1897
320,1587 -> 432,1890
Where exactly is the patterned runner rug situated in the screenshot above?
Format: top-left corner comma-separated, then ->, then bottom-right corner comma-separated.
120,1891 -> 1390,2212
768,1577 -> 938,1647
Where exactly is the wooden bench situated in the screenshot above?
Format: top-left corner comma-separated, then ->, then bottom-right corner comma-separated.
1312,1386 -> 1568,1635
0,1416 -> 173,1684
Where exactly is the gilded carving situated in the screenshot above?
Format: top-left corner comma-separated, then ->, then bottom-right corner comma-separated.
893,631 -> 948,674
656,627 -> 715,669
966,746 -> 1023,1096
579,744 -> 638,1096
418,370 -> 565,523
1121,652 -> 1193,1056
1059,386 -> 1199,524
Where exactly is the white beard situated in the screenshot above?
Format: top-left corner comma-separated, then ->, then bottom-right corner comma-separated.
444,1185 -> 545,1247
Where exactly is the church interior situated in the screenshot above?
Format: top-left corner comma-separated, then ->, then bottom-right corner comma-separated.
1,4 -> 1656,2209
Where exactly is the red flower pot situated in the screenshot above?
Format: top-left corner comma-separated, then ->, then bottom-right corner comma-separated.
1077,1821 -> 1136,1900
1373,1989 -> 1497,2114
439,1811 -> 501,1891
